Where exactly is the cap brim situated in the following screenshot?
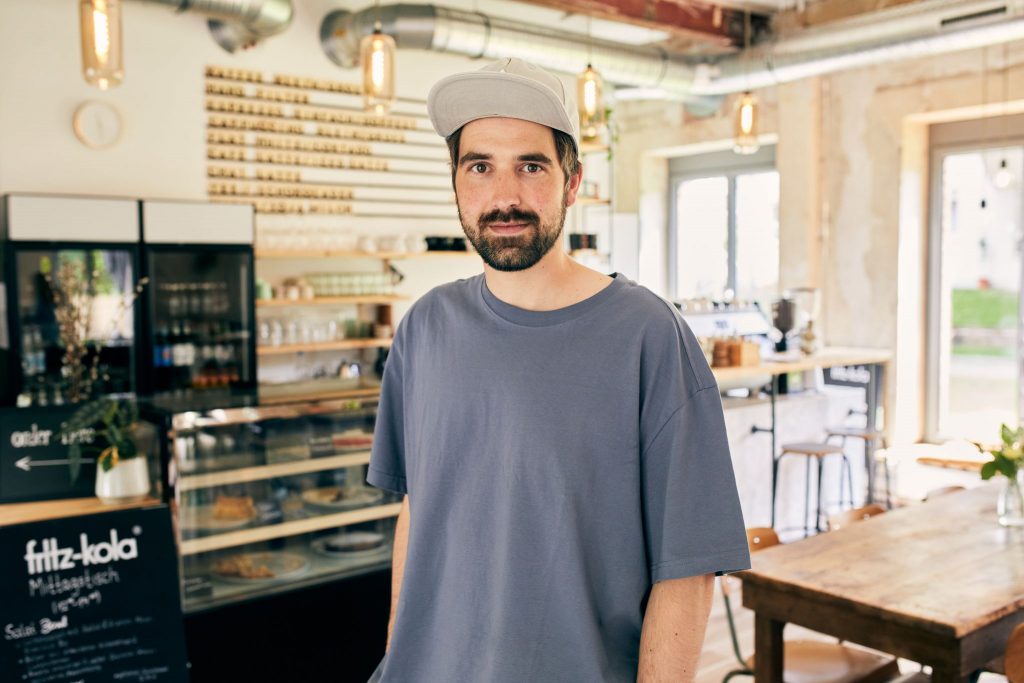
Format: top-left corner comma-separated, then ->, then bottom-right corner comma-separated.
427,71 -> 577,145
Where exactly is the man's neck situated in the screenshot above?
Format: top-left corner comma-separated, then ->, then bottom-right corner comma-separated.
483,247 -> 613,312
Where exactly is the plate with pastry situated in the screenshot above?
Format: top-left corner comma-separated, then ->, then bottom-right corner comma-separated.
310,531 -> 389,559
179,495 -> 258,533
212,551 -> 310,584
301,486 -> 384,511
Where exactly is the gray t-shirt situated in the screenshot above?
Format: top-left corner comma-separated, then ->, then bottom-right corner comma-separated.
367,273 -> 750,683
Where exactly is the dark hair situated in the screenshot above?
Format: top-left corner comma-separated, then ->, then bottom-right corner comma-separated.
445,126 -> 581,187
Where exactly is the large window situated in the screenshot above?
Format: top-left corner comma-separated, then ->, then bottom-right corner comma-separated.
669,147 -> 779,306
928,138 -> 1023,442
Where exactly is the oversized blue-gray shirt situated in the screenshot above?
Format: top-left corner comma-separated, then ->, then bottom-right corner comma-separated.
367,273 -> 750,682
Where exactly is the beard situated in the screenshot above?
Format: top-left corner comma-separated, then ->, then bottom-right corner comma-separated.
458,197 -> 568,273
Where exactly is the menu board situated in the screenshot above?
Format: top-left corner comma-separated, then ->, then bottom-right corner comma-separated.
0,506 -> 188,682
0,406 -> 98,504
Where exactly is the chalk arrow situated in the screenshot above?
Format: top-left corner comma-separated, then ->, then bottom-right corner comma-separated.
15,456 -> 95,472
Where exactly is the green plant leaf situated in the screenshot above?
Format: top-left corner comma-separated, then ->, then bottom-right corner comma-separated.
1003,423 -> 1015,447
981,460 -> 997,480
994,454 -> 1019,479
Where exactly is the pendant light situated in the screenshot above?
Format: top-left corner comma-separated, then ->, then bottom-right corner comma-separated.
733,9 -> 759,155
577,16 -> 606,142
734,92 -> 760,155
994,43 -> 1017,189
79,0 -> 124,89
361,1 -> 395,116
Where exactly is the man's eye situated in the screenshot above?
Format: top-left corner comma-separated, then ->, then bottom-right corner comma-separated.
471,163 -> 488,173
524,164 -> 541,173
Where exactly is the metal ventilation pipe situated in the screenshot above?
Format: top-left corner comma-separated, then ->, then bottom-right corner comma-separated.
696,2 -> 1024,95
137,0 -> 293,52
321,1 -> 1024,102
321,4 -> 702,101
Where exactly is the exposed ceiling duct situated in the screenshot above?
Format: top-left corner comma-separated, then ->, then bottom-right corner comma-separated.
136,0 -> 293,52
320,1 -> 1024,103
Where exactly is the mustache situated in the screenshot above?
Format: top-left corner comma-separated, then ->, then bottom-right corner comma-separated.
478,208 -> 540,227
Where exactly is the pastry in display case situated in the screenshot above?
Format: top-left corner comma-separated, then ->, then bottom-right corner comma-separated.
143,396 -> 400,613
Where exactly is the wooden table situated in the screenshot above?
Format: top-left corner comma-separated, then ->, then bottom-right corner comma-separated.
739,482 -> 1024,682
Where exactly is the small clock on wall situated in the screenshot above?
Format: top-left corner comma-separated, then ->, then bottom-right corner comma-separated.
72,101 -> 123,149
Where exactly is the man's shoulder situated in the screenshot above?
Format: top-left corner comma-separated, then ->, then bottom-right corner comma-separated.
401,274 -> 483,329
612,277 -> 716,392
609,276 -> 689,330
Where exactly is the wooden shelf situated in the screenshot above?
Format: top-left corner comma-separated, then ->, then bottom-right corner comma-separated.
256,250 -> 478,260
257,386 -> 382,406
257,338 -> 392,356
0,496 -> 163,527
179,502 -> 403,556
178,451 -> 372,492
256,295 -> 408,307
577,197 -> 611,206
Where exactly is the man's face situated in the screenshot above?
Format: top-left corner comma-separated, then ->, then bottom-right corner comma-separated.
453,117 -> 582,272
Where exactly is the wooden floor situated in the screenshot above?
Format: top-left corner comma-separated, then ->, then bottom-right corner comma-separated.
696,579 -> 1006,683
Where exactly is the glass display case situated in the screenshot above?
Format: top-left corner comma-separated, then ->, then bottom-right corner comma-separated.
147,396 -> 399,613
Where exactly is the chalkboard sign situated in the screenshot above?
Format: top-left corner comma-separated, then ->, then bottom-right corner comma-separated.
0,406 -> 99,503
0,505 -> 188,682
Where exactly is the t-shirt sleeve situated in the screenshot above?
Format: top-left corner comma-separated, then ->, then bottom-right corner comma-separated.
366,322 -> 408,495
640,383 -> 751,583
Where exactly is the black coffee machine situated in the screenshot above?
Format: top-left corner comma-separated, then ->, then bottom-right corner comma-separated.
771,297 -> 797,393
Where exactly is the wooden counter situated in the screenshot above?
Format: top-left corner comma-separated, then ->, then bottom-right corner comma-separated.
0,495 -> 162,527
711,347 -> 892,384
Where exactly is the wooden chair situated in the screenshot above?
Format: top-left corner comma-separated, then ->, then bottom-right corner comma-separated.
721,527 -> 900,683
828,504 -> 887,532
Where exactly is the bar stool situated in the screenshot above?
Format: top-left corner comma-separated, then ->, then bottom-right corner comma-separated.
773,441 -> 852,537
825,426 -> 891,508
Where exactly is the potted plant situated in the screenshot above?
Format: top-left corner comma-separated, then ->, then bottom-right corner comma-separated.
981,423 -> 1024,527
63,397 -> 151,504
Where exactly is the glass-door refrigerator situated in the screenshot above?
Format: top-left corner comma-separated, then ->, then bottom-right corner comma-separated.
139,200 -> 256,409
0,194 -> 142,407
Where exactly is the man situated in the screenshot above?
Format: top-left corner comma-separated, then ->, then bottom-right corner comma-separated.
367,58 -> 749,682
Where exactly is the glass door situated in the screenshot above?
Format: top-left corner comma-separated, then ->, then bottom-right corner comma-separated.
13,247 -> 138,406
144,246 -> 255,401
929,145 -> 1023,442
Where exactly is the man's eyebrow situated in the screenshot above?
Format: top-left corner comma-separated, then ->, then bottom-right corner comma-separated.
517,153 -> 553,164
458,152 -> 491,165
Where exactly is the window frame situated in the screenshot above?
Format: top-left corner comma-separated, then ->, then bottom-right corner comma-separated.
926,119 -> 1024,442
668,146 -> 777,301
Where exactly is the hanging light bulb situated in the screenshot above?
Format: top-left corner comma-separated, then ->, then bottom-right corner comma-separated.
577,64 -> 606,141
361,22 -> 395,116
79,0 -> 124,89
994,158 -> 1016,189
734,91 -> 760,155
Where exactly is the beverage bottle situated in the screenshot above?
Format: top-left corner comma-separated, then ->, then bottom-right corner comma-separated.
170,322 -> 184,389
21,329 -> 35,377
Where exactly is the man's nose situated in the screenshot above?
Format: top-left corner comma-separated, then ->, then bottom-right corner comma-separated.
490,170 -> 521,212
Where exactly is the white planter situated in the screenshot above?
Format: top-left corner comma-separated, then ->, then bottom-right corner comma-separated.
95,455 -> 150,504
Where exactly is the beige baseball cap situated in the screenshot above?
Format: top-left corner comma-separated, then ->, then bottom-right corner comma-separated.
427,58 -> 580,151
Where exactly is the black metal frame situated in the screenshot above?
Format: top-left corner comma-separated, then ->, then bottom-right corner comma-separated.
750,362 -> 887,530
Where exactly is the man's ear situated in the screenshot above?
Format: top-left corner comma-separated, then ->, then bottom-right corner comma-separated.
564,164 -> 584,207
